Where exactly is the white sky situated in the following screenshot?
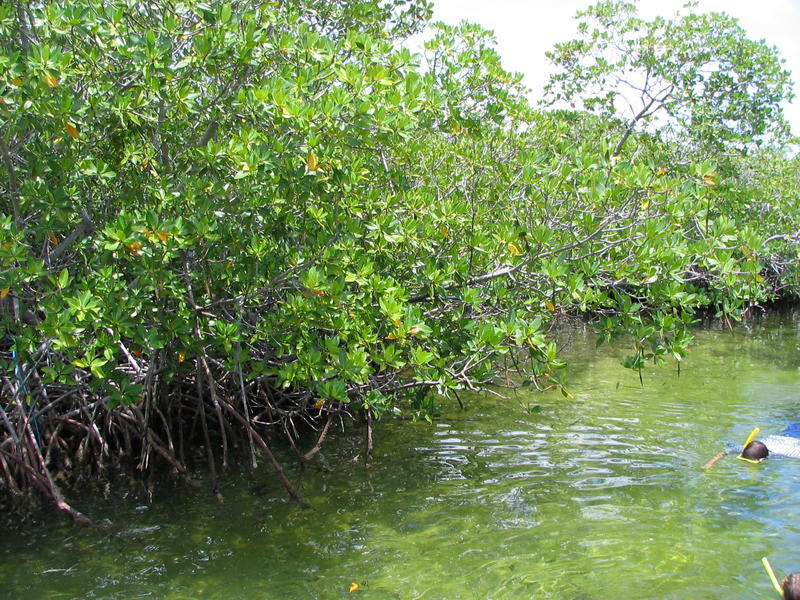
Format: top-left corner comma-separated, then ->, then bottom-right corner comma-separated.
419,0 -> 800,135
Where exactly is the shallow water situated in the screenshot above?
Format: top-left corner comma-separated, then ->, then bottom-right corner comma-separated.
2,314 -> 800,599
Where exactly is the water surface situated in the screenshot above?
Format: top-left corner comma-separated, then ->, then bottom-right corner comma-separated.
2,314 -> 800,599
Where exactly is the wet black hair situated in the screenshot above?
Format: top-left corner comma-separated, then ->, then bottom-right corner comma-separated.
741,440 -> 769,461
783,573 -> 800,600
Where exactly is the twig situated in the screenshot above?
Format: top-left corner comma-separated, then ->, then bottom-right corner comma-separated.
235,341 -> 257,469
196,353 -> 228,471
216,396 -> 307,506
195,361 -> 220,499
302,412 -> 334,462
0,135 -> 21,228
25,422 -> 96,527
48,211 -> 94,263
365,408 -> 374,464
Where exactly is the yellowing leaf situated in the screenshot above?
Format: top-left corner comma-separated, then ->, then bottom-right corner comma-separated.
178,350 -> 186,363
0,287 -> 9,299
49,233 -> 58,245
439,226 -> 448,238
655,167 -> 667,175
409,327 -> 422,335
348,583 -> 360,593
157,231 -> 170,242
508,242 -> 521,256
313,399 -> 325,409
545,300 -> 556,312
348,312 -> 356,318
44,73 -> 58,87
306,151 -> 319,171
12,77 -> 22,86
125,241 -> 142,255
65,122 -> 79,139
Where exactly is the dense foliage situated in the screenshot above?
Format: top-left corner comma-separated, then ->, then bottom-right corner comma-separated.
1,0 -> 798,523
544,0 -> 795,154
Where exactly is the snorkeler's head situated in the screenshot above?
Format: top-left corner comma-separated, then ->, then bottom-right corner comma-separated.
741,440 -> 769,461
783,573 -> 800,600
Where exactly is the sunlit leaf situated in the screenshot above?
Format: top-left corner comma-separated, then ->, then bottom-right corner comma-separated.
65,122 -> 79,139
306,151 -> 319,171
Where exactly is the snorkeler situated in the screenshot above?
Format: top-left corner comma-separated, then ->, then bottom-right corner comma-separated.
763,557 -> 800,599
702,426 -> 800,470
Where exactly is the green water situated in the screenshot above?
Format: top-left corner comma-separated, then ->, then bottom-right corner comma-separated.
3,315 -> 800,599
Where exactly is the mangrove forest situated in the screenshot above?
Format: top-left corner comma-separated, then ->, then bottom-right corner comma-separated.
1,0 -> 799,528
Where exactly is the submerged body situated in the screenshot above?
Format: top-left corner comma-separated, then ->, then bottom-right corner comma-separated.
741,423 -> 800,458
759,434 -> 800,458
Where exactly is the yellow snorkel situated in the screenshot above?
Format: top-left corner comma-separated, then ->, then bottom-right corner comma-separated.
737,427 -> 763,464
762,557 -> 784,597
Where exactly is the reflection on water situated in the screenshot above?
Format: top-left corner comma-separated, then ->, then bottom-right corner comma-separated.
2,313 -> 800,599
